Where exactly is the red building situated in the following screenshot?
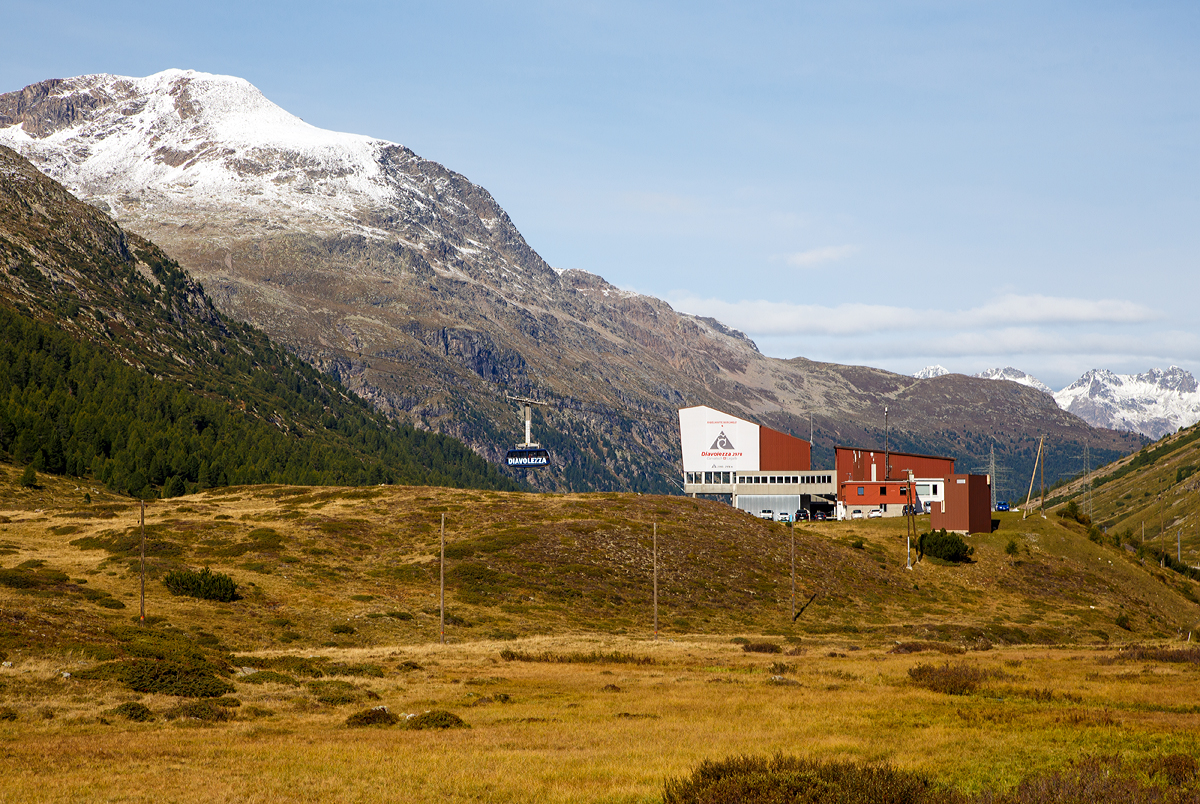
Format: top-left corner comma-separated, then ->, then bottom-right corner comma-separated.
834,446 -> 955,484
930,474 -> 993,534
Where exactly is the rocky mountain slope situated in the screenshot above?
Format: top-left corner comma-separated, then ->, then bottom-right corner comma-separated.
1053,367 -> 1200,440
957,364 -> 1200,440
0,70 -> 1145,491
973,367 -> 1053,395
0,143 -> 518,494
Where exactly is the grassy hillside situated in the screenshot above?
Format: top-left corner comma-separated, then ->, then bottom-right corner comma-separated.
5,467 -> 1200,802
1039,419 -> 1200,578
3,461 -> 1197,657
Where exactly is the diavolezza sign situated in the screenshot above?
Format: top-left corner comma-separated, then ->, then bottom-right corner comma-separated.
678,405 -> 760,472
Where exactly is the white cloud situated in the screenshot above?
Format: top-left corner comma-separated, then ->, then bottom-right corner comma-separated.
668,293 -> 1161,338
784,244 -> 859,266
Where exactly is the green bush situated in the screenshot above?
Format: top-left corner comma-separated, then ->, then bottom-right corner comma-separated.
77,659 -> 234,698
329,623 -> 356,635
918,530 -> 974,563
308,680 -> 368,705
164,700 -> 234,722
162,567 -> 240,602
742,642 -> 784,654
346,706 -> 399,727
662,754 -> 957,804
111,702 -> 155,722
404,710 -> 468,730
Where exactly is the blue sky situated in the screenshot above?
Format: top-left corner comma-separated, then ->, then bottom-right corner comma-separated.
4,1 -> 1199,389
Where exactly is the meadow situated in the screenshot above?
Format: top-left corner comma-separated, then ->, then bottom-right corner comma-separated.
3,465 -> 1200,802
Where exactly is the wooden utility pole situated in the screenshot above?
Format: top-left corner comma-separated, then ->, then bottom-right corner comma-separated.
139,499 -> 146,625
439,513 -> 445,645
1040,440 -> 1046,517
1023,437 -> 1044,520
652,523 -> 658,641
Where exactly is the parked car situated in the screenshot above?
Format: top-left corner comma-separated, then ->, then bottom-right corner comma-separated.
777,512 -> 792,523
996,501 -> 1010,512
867,509 -> 883,519
813,511 -> 827,521
851,510 -> 864,520
758,509 -> 774,520
795,509 -> 809,521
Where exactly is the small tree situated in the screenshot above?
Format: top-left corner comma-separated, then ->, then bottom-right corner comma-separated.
19,465 -> 36,488
1005,539 -> 1019,562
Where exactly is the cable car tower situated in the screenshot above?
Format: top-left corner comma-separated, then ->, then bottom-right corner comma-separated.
505,395 -> 550,468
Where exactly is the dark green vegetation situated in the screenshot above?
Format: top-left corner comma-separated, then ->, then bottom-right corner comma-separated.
662,754 -> 1200,804
0,145 -> 519,498
162,566 -> 240,602
918,530 -> 975,563
404,710 -> 468,730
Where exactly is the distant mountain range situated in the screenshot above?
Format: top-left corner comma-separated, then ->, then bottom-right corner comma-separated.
914,365 -> 1200,440
0,69 -> 1146,491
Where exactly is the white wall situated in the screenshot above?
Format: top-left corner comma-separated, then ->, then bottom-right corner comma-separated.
678,406 -> 761,473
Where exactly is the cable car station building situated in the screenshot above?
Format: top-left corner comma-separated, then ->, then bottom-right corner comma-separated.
678,406 -> 836,519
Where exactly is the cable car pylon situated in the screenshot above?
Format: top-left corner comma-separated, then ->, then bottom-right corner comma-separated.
505,395 -> 551,468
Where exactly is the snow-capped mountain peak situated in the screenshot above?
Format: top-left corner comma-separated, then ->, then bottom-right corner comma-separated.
0,69 -> 397,229
914,365 -> 951,379
972,367 -> 1053,395
1054,366 -> 1200,440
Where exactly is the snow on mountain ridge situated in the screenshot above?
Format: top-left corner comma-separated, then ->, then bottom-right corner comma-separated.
973,367 -> 1053,395
913,365 -> 950,379
0,69 -> 409,233
1053,366 -> 1200,440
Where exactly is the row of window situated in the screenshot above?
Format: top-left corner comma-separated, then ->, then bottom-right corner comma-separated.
853,484 -> 939,496
684,472 -> 834,486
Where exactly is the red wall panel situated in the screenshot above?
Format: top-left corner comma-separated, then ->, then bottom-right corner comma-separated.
760,426 -> 811,471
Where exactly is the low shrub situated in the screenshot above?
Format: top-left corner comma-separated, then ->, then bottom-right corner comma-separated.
329,623 -> 356,635
742,642 -> 783,654
918,530 -> 974,563
164,700 -> 233,722
308,679 -> 369,705
162,567 -> 240,602
499,649 -> 654,665
889,642 -> 965,656
386,611 -> 414,620
662,754 -> 958,804
240,670 -> 300,686
405,710 -> 468,730
232,655 -> 328,677
77,659 -> 234,698
346,706 -> 399,727
111,702 -> 155,722
1116,645 -> 1200,664
908,662 -> 990,695
326,663 -> 385,678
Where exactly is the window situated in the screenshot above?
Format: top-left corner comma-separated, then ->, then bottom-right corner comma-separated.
857,486 -> 865,496
916,484 -> 931,496
769,476 -> 776,484
791,476 -> 799,483
722,472 -> 731,484
704,472 -> 712,484
881,486 -> 887,496
932,484 -> 938,495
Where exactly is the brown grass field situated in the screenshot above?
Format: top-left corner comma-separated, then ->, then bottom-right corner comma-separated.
3,464 -> 1200,802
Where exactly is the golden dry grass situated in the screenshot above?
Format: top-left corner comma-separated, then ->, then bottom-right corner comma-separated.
3,465 -> 1200,801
